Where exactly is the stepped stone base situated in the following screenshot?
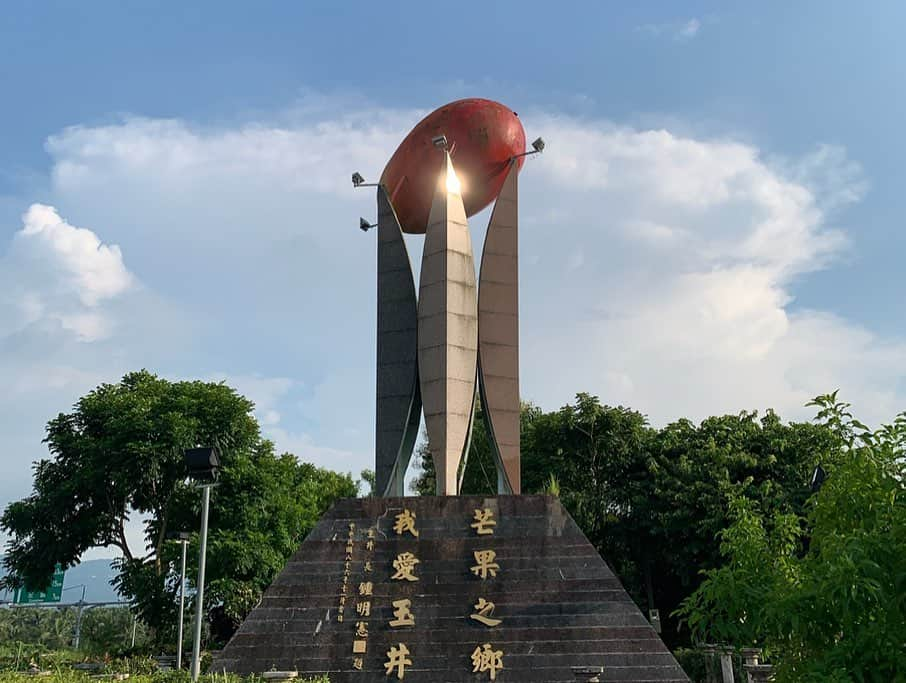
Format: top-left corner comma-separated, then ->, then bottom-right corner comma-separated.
214,495 -> 688,682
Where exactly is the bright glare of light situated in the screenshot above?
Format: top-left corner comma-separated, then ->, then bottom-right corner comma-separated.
446,166 -> 461,194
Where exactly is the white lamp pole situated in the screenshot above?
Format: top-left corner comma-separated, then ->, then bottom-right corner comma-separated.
190,483 -> 213,682
176,536 -> 189,670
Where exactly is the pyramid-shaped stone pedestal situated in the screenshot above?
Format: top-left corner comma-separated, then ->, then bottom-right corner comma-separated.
215,495 -> 688,682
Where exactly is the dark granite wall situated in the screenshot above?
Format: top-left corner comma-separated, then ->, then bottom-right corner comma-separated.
214,495 -> 688,682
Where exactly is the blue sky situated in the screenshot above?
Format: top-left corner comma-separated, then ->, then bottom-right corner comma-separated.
2,2 -> 905,558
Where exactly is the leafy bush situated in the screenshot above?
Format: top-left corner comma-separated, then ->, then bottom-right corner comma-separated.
677,393 -> 906,681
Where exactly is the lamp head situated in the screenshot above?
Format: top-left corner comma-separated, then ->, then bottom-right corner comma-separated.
183,447 -> 220,483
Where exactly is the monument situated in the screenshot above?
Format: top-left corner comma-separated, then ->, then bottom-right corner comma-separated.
214,99 -> 689,682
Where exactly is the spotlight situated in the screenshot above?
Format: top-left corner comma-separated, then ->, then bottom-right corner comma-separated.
360,217 -> 377,232
183,447 -> 220,483
432,134 -> 448,150
352,172 -> 365,187
512,135 -> 548,161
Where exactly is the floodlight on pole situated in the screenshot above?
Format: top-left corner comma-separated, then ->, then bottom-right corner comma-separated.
184,447 -> 220,682
360,217 -> 377,232
513,136 -> 546,161
167,530 -> 191,670
351,171 -> 378,188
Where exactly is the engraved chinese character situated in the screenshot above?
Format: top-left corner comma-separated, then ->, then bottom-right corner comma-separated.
391,552 -> 420,581
353,639 -> 367,654
368,527 -> 376,539
471,550 -> 500,579
349,522 -> 356,530
471,508 -> 497,535
337,613 -> 344,623
356,601 -> 371,617
384,643 -> 412,679
339,595 -> 347,606
364,560 -> 373,573
352,657 -> 363,671
389,598 -> 415,627
355,621 -> 369,639
393,509 -> 419,537
366,539 -> 375,552
470,598 -> 502,627
359,581 -> 373,597
471,643 -> 504,680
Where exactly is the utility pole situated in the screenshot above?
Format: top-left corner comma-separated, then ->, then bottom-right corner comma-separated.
60,584 -> 89,649
73,585 -> 87,649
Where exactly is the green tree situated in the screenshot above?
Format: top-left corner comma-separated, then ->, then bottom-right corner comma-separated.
358,469 -> 376,497
677,393 -> 906,681
412,393 -> 837,646
1,370 -> 357,645
638,409 -> 835,643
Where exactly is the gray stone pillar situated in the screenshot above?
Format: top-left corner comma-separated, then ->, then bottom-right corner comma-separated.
744,664 -> 773,683
418,152 -> 478,495
720,652 -> 735,683
375,187 -> 420,497
478,161 -> 521,494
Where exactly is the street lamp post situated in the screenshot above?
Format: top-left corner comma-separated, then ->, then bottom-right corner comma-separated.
183,447 -> 221,683
167,530 -> 191,669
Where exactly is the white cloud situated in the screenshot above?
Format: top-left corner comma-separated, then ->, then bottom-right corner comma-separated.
1,204 -> 132,341
678,19 -> 701,40
515,114 -> 901,425
18,204 -> 132,305
45,107 -> 903,431
2,99 -> 905,559
636,18 -> 702,42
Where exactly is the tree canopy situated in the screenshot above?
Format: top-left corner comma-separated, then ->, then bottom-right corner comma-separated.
412,393 -> 837,645
1,370 -> 358,644
677,393 -> 906,680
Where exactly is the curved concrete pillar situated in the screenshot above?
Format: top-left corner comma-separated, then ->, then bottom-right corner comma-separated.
478,162 -> 520,494
375,187 -> 421,497
417,153 -> 478,496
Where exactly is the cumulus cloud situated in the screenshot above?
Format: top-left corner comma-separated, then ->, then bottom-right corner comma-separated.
34,108 -> 906,430
515,115 -> 900,424
2,100 -> 905,551
2,204 -> 132,341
